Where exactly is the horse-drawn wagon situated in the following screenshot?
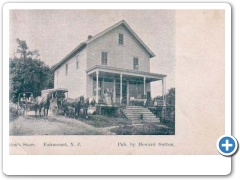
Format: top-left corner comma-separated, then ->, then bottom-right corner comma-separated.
15,88 -> 68,118
17,92 -> 35,116
41,88 -> 68,117
13,88 -> 93,119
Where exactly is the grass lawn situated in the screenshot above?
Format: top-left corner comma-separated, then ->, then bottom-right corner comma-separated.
81,115 -> 174,135
80,114 -> 175,135
161,119 -> 175,130
110,122 -> 174,135
81,115 -> 132,128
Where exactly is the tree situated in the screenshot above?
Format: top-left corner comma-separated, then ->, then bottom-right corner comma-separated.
16,38 -> 40,60
165,88 -> 175,122
165,88 -> 175,107
10,38 -> 53,102
16,38 -> 28,60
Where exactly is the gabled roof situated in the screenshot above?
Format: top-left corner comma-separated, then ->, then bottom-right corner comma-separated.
52,20 -> 155,71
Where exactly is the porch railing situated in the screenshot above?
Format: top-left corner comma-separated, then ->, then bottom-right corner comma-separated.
95,95 -> 166,108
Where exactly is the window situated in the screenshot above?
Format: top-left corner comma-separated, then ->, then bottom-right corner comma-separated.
129,83 -> 144,99
65,63 -> 68,75
101,52 -> 108,65
119,33 -> 124,45
133,57 -> 139,70
76,54 -> 79,70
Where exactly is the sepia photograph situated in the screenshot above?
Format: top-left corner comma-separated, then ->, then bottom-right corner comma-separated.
3,2 -> 232,176
5,3 -> 226,156
9,10 -> 175,136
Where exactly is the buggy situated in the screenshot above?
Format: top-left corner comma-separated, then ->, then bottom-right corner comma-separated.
17,92 -> 35,116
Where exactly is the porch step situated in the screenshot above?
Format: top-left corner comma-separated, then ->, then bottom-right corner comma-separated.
122,106 -> 160,124
126,113 -> 156,116
124,111 -> 153,115
124,109 -> 151,112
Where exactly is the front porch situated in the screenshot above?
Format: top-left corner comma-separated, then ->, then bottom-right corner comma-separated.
87,65 -> 167,106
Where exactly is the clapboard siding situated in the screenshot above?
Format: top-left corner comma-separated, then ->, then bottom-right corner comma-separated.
54,48 -> 87,98
86,25 -> 151,72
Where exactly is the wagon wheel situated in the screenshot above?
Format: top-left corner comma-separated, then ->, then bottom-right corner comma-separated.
17,107 -> 25,116
22,104 -> 27,117
18,101 -> 26,116
17,109 -> 23,116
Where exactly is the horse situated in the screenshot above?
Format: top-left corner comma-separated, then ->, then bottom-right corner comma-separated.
60,96 -> 89,119
25,98 -> 40,118
37,92 -> 53,119
61,97 -> 77,117
82,98 -> 89,119
75,97 -> 89,119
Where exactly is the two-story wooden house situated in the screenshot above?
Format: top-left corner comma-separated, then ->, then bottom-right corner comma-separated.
52,20 -> 166,106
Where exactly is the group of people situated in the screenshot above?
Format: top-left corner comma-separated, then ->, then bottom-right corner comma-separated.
19,93 -> 35,104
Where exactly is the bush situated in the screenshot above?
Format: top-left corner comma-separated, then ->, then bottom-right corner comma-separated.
165,88 -> 175,122
9,103 -> 18,121
95,106 -> 126,118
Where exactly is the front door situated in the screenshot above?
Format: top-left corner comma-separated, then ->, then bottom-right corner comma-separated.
147,91 -> 151,101
122,84 -> 127,104
116,82 -> 127,104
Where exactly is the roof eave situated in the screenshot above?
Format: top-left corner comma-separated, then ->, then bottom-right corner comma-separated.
85,20 -> 155,58
52,43 -> 87,71
121,21 -> 156,58
52,20 -> 156,71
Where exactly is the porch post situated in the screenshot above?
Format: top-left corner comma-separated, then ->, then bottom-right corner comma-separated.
113,78 -> 116,103
144,76 -> 146,98
164,77 -> 167,106
120,73 -> 122,104
96,70 -> 99,104
102,78 -> 105,97
127,80 -> 129,105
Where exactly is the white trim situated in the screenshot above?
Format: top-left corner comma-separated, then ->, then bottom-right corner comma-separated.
85,20 -> 155,57
87,65 -> 166,80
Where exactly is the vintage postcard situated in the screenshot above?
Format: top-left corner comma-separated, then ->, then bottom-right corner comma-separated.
3,2 -> 231,175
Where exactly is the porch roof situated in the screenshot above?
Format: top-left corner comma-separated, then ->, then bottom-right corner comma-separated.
86,65 -> 166,81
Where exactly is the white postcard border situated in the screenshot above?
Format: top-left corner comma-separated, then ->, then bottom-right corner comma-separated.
3,2 -> 231,175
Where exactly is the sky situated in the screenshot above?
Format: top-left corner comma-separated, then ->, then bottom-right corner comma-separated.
9,10 -> 175,97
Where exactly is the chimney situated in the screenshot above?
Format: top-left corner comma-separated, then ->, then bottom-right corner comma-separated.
88,35 -> 92,40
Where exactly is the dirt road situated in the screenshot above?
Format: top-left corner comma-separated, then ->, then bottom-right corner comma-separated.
9,115 -> 114,135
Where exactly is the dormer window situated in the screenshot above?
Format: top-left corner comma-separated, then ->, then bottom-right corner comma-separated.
119,33 -> 124,45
